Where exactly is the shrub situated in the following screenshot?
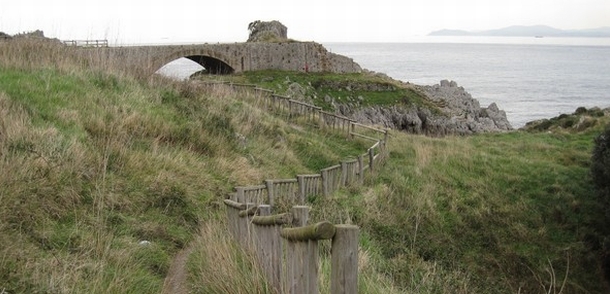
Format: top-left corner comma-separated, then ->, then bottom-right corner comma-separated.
592,123 -> 610,281
575,106 -> 588,115
592,123 -> 610,201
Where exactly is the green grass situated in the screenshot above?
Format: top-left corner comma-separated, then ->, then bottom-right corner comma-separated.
195,69 -> 436,111
351,128 -> 608,293
0,42 -> 371,293
1,41 -> 609,293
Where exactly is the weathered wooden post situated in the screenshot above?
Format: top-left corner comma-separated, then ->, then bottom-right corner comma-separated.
357,155 -> 364,183
235,187 -> 247,245
223,199 -> 239,240
321,169 -> 329,197
239,204 -> 258,250
341,161 -> 348,187
368,147 -> 375,171
383,130 -> 389,146
252,207 -> 293,292
265,180 -> 275,208
297,175 -> 306,205
331,225 -> 359,294
284,206 -> 309,293
255,205 -> 271,265
282,206 -> 336,294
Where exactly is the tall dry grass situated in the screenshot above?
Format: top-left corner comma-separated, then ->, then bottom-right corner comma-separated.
188,222 -> 272,294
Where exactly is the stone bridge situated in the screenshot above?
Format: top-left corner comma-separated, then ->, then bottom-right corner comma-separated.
79,42 -> 362,77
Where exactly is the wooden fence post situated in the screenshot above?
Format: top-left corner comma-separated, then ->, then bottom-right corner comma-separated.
368,147 -> 375,171
384,130 -> 389,145
297,175 -> 306,205
341,161 -> 348,187
321,169 -> 329,197
357,155 -> 364,183
265,180 -> 274,208
255,205 -> 271,266
235,187 -> 246,245
285,206 -> 310,293
252,212 -> 292,292
331,225 -> 359,294
254,205 -> 271,289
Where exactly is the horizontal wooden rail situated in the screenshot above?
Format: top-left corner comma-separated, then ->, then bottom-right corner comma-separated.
352,122 -> 386,133
63,39 -> 108,47
238,205 -> 259,217
269,178 -> 298,184
230,83 -> 258,88
223,199 -> 255,210
254,87 -> 274,93
350,132 -> 380,142
280,221 -> 336,241
252,213 -> 294,226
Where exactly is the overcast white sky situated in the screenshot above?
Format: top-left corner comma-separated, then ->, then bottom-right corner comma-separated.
1,0 -> 609,44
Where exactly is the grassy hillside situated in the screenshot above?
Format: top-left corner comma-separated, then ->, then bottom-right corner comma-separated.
1,40 -> 608,293
194,69 -> 437,112
0,41 -> 371,293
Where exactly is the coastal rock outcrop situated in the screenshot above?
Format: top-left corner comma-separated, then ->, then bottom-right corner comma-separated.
420,80 -> 512,132
337,80 -> 512,136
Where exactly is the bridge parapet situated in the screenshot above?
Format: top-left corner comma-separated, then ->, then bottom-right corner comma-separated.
74,41 -> 361,77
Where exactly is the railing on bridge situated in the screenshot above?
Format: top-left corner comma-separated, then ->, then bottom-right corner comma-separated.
63,39 -> 109,48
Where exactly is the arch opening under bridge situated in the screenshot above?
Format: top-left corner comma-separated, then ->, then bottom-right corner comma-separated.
153,48 -> 238,78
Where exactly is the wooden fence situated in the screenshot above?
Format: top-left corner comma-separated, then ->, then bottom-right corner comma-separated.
215,82 -> 389,293
63,39 -> 109,48
224,203 -> 359,294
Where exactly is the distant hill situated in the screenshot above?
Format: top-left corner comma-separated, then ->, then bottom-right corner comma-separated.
429,25 -> 610,37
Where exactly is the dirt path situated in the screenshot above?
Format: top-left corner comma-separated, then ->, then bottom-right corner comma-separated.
162,244 -> 194,294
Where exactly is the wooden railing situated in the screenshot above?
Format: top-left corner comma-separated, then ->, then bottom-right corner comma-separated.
224,203 -> 358,293
216,82 -> 389,293
63,39 -> 109,48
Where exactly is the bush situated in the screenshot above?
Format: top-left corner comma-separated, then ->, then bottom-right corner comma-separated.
592,123 -> 610,282
592,124 -> 610,201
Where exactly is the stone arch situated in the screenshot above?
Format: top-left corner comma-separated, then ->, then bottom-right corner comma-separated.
153,48 -> 237,75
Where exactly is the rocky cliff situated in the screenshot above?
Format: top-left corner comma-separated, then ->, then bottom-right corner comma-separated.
284,76 -> 512,136
334,79 -> 512,136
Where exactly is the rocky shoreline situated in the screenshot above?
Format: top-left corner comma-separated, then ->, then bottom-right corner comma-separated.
339,79 -> 513,136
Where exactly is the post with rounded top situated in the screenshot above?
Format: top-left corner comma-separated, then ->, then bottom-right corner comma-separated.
284,206 -> 310,293
368,147 -> 375,171
331,225 -> 359,294
235,187 -> 246,245
341,161 -> 348,187
384,130 -> 389,146
254,205 -> 272,287
265,180 -> 274,208
297,175 -> 306,205
321,169 -> 329,197
292,206 -> 309,227
357,155 -> 364,183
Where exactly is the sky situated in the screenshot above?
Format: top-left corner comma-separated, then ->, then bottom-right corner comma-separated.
1,0 -> 609,44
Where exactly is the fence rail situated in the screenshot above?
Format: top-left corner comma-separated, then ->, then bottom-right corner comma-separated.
63,39 -> 109,48
219,83 -> 390,293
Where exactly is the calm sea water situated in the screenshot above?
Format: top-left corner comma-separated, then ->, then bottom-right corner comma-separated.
325,37 -> 610,127
158,37 -> 610,128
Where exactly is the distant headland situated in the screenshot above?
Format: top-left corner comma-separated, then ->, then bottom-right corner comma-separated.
429,25 -> 610,38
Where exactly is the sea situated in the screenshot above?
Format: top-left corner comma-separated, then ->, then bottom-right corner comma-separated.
158,36 -> 610,128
